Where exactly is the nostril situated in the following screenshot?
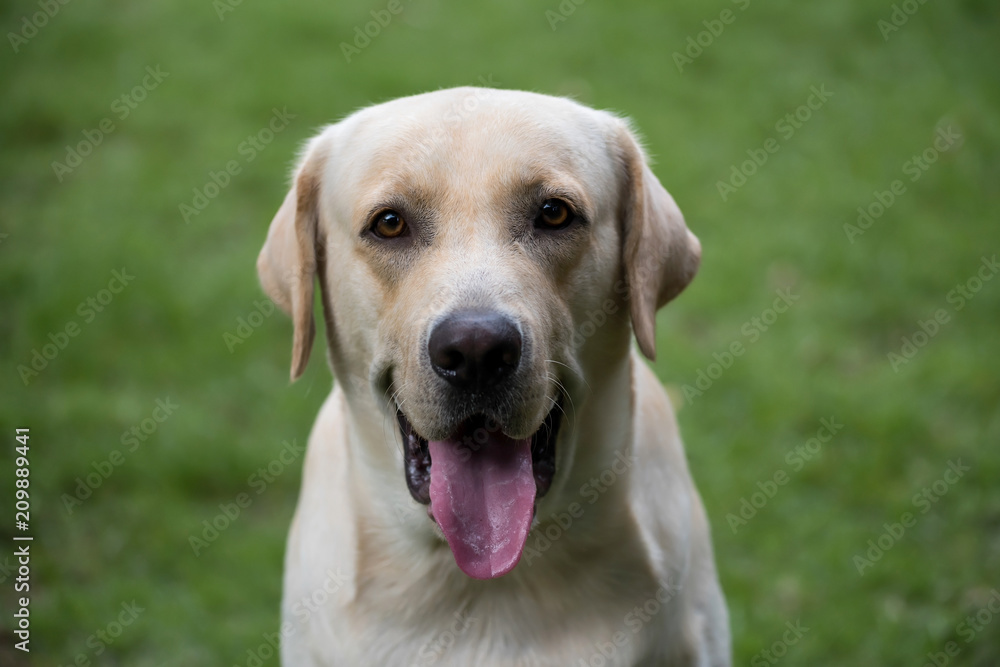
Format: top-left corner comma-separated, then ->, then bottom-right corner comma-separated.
428,310 -> 522,393
437,348 -> 465,372
486,340 -> 519,375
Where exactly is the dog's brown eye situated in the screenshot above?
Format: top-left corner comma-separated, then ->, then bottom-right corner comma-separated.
372,210 -> 407,239
536,199 -> 572,229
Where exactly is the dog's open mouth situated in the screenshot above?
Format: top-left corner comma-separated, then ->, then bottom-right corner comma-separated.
397,402 -> 561,580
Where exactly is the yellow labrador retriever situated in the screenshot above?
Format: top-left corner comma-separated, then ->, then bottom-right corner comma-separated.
257,87 -> 729,666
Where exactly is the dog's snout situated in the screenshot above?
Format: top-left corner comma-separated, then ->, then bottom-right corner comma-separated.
428,310 -> 522,394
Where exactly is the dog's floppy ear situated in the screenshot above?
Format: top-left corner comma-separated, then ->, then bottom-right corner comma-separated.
615,121 -> 701,360
257,138 -> 326,381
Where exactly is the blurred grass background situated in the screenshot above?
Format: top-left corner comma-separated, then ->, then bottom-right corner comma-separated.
1,0 -> 999,664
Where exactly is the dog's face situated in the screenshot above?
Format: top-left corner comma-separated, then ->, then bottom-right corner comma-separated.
258,88 -> 699,580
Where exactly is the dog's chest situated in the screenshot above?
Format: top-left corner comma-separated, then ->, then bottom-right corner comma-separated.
335,563 -> 672,666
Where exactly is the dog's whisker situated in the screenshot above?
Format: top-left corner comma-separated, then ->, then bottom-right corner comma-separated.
545,358 -> 581,378
545,358 -> 591,395
543,369 -> 577,422
544,393 -> 567,421
381,380 -> 409,457
390,392 -> 411,454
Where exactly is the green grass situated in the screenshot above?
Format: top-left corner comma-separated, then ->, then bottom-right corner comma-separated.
1,0 -> 998,664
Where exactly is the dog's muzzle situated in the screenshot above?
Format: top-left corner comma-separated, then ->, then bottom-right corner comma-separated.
395,309 -> 562,580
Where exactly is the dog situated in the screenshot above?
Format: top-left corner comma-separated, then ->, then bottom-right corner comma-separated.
257,87 -> 730,666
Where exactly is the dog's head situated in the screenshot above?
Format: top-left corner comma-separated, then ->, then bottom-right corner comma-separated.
257,88 -> 699,580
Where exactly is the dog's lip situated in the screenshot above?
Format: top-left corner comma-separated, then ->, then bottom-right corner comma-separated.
397,399 -> 562,507
397,409 -> 432,506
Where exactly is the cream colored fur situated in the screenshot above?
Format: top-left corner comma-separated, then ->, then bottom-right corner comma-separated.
257,87 -> 729,666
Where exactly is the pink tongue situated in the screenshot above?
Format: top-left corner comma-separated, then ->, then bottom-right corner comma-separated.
428,426 -> 536,580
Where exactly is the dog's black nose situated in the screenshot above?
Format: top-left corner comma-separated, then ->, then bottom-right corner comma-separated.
428,310 -> 522,394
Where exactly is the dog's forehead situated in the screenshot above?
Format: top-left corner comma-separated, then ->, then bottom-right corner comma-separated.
330,88 -> 619,210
